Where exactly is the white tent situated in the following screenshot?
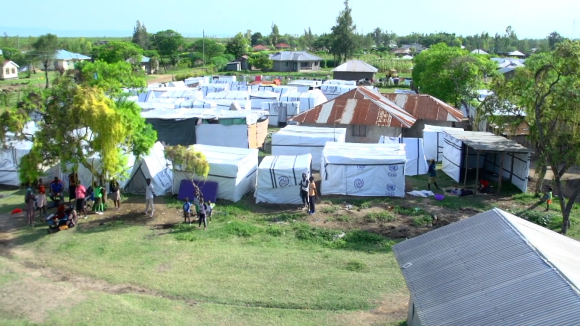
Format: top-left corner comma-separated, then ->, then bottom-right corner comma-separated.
271,126 -> 346,171
0,140 -> 33,186
71,154 -> 135,190
167,81 -> 187,88
172,145 -> 258,202
321,142 -> 407,197
250,91 -> 280,110
206,91 -> 251,110
441,130 -> 531,193
200,84 -> 230,97
279,89 -> 328,112
423,124 -> 464,162
379,136 -> 429,176
158,89 -> 202,100
261,101 -> 300,126
320,84 -> 357,101
176,98 -> 217,109
255,154 -> 312,204
323,79 -> 357,86
271,86 -> 298,96
124,142 -> 173,195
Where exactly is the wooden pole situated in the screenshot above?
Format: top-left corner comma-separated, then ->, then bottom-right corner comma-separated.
463,144 -> 469,187
498,152 -> 504,195
475,151 -> 480,195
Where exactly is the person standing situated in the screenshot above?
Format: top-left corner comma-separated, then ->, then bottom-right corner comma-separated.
546,186 -> 553,211
36,178 -> 47,219
25,182 -> 36,227
183,197 -> 192,224
50,176 -> 64,206
299,173 -> 309,210
68,172 -> 78,205
109,178 -> 121,210
144,178 -> 155,217
93,183 -> 104,215
198,200 -> 208,230
427,159 -> 440,190
308,176 -> 318,215
75,183 -> 87,218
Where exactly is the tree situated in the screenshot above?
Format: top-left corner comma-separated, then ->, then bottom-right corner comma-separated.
75,60 -> 147,96
2,73 -> 156,185
486,40 -> 580,234
548,31 -> 565,50
330,0 -> 357,63
250,32 -> 263,46
132,21 -> 150,49
270,23 -> 280,45
1,47 -> 26,66
190,39 -> 225,60
151,30 -> 184,70
225,33 -> 248,58
412,43 -> 497,108
164,145 -> 209,201
92,41 -> 143,64
301,28 -> 315,50
32,33 -> 59,88
249,54 -> 273,71
372,27 -> 383,47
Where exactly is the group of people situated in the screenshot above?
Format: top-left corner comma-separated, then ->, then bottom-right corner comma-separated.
23,174 -> 123,228
299,173 -> 318,215
182,194 -> 213,230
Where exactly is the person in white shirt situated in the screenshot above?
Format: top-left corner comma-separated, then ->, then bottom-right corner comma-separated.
144,178 -> 155,217
298,173 -> 309,210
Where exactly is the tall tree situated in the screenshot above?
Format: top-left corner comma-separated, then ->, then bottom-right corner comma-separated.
250,32 -> 263,46
92,41 -> 143,64
270,23 -> 280,45
302,27 -> 315,50
190,39 -> 225,60
330,0 -> 357,63
372,27 -> 383,47
32,33 -> 59,88
151,30 -> 184,70
132,21 -> 150,49
548,31 -> 565,50
486,40 -> 580,234
225,33 -> 248,58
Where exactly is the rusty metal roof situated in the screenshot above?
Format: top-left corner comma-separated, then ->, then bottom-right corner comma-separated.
290,87 -> 416,128
383,93 -> 464,122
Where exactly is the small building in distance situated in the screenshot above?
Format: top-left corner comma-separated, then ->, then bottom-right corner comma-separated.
252,45 -> 270,52
332,60 -> 378,81
269,51 -> 322,72
275,43 -> 291,50
1,60 -> 19,80
39,50 -> 91,71
226,55 -> 250,71
126,56 -> 158,74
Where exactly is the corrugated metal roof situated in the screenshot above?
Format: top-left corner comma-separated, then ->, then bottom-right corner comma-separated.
55,49 -> 91,60
331,60 -> 378,72
269,51 -> 322,62
444,129 -> 532,153
290,87 -> 416,128
393,208 -> 580,326
383,93 -> 463,122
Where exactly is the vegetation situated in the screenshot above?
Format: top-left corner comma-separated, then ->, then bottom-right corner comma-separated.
92,41 -> 143,64
225,32 -> 249,59
31,33 -> 59,88
330,0 -> 357,64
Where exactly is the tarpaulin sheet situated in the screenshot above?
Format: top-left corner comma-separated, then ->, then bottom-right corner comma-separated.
177,179 -> 218,203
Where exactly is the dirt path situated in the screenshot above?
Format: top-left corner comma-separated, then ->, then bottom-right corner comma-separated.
147,74 -> 175,84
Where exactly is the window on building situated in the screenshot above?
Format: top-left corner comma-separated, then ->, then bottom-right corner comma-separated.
5,68 -> 9,75
11,68 -> 15,74
352,125 -> 367,137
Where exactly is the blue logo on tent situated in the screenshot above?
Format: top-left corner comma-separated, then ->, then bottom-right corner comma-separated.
354,179 -> 364,188
388,166 -> 399,171
357,165 -> 366,170
387,184 -> 396,191
278,176 -> 290,187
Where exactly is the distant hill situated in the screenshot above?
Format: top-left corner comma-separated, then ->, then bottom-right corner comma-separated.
0,26 -> 132,37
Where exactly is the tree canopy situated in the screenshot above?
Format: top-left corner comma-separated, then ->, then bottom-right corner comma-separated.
330,0 -> 357,63
132,20 -> 150,49
92,41 -> 143,64
189,39 -> 225,60
412,43 -> 497,107
486,40 -> 580,234
32,33 -> 59,88
225,33 -> 248,58
249,54 -> 273,71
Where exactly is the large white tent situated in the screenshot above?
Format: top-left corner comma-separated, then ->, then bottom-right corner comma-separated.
423,124 -> 464,162
250,91 -> 280,110
321,142 -> 407,197
261,101 -> 300,126
0,140 -> 33,186
441,130 -> 531,193
279,89 -> 328,112
200,84 -> 230,97
320,84 -> 357,101
379,136 -> 429,176
206,91 -> 251,110
255,154 -> 312,204
172,145 -> 258,202
124,142 -> 173,195
271,126 -> 346,170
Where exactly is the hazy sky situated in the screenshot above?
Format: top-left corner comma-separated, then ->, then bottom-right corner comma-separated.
2,0 -> 579,38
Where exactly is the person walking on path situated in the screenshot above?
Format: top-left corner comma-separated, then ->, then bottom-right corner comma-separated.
25,183 -> 37,227
545,186 -> 553,211
144,178 -> 155,217
198,200 -> 208,230
75,183 -> 87,218
109,179 -> 121,210
308,176 -> 318,215
299,173 -> 309,210
427,159 -> 440,190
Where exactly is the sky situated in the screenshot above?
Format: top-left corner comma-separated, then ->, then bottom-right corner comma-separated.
1,0 -> 579,39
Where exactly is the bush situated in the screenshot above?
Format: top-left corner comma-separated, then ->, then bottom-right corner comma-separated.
321,205 -> 340,214
345,260 -> 368,272
174,73 -> 195,81
393,206 -> 425,216
515,210 -> 553,227
365,211 -> 395,222
411,216 -> 432,227
210,56 -> 230,71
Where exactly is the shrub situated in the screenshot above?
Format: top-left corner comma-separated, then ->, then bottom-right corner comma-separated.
174,73 -> 195,81
365,211 -> 395,222
345,260 -> 368,272
321,205 -> 340,214
335,215 -> 351,222
515,210 -> 553,227
411,216 -> 432,227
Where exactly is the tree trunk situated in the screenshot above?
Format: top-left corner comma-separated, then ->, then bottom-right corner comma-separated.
553,169 -> 578,235
534,162 -> 547,195
44,61 -> 49,89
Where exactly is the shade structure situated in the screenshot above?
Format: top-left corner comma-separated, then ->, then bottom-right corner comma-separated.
271,125 -> 346,170
172,145 -> 258,202
255,154 -> 312,204
321,142 -> 406,197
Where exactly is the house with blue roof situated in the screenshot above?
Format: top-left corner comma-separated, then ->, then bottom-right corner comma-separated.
39,49 -> 91,71
268,51 -> 322,72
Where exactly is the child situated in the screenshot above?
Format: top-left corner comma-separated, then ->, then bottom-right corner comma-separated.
206,201 -> 214,222
183,197 -> 192,224
427,159 -> 440,190
546,186 -> 553,211
36,178 -> 47,219
93,183 -> 104,215
308,176 -> 318,215
198,200 -> 208,230
25,183 -> 36,227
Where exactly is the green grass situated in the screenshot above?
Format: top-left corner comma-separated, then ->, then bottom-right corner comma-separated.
365,211 -> 395,222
